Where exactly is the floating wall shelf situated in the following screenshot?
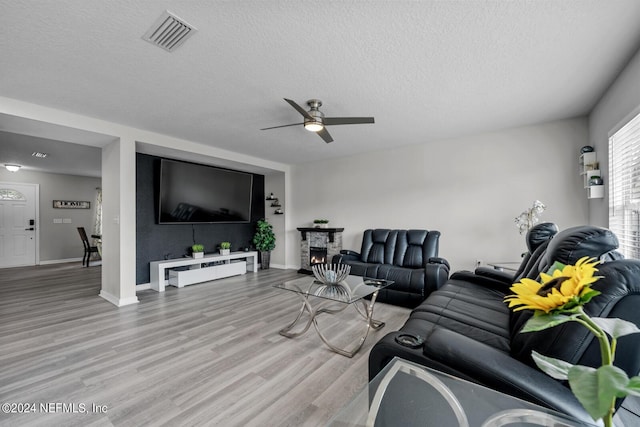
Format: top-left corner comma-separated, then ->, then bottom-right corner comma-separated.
266,193 -> 284,214
579,151 -> 604,199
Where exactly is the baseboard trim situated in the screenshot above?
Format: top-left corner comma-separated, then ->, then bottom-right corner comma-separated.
39,258 -> 102,267
100,290 -> 139,307
269,263 -> 286,269
39,257 -> 83,265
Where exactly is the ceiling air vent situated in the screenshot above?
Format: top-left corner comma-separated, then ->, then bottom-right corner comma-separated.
143,10 -> 197,52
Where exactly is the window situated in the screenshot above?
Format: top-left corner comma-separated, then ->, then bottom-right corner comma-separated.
0,189 -> 26,201
609,111 -> 640,259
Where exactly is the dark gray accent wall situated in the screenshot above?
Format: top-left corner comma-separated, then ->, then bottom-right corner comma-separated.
136,153 -> 265,284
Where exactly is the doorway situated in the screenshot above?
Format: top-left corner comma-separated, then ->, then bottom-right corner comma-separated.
0,182 -> 39,268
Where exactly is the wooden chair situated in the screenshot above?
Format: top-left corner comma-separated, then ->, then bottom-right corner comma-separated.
77,227 -> 100,267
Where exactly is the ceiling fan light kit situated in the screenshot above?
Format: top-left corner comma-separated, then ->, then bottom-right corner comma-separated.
304,122 -> 323,132
261,98 -> 374,143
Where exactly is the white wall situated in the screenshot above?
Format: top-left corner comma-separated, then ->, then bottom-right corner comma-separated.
589,45 -> 640,227
264,172 -> 286,267
289,118 -> 589,272
0,170 -> 101,262
0,96 -> 289,306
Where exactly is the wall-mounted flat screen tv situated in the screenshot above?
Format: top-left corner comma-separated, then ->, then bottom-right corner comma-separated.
158,159 -> 253,224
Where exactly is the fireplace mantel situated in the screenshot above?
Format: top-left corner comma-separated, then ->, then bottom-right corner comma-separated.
297,227 -> 345,243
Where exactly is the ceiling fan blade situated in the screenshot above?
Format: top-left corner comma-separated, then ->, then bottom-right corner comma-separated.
284,98 -> 313,120
324,117 -> 375,126
260,123 -> 303,131
317,127 -> 333,143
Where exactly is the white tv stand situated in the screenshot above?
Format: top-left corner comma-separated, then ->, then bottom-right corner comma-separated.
149,251 -> 258,292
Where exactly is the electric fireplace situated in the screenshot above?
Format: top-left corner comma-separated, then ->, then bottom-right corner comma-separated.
297,227 -> 344,273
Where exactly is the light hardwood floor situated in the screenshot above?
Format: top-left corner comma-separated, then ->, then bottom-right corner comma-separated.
0,264 -> 410,426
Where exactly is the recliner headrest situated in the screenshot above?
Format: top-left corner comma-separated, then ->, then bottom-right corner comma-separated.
526,222 -> 559,252
541,225 -> 619,270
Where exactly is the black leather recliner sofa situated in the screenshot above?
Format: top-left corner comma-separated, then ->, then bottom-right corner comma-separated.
332,229 -> 450,308
369,225 -> 639,422
469,222 -> 559,286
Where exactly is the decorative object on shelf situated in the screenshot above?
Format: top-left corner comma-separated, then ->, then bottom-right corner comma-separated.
580,151 -> 599,172
514,200 -> 546,235
504,257 -> 640,427
270,198 -> 281,207
589,176 -> 603,186
313,219 -> 330,228
253,219 -> 276,269
191,244 -> 204,259
53,200 -> 91,209
312,263 -> 351,284
274,208 -> 283,215
580,145 -> 594,153
266,192 -> 276,200
219,241 -> 231,256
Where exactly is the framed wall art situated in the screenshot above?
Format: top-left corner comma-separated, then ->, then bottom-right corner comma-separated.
53,200 -> 91,209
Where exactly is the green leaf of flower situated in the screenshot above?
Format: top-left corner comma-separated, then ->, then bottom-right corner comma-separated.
578,289 -> 601,305
546,260 -> 567,275
531,351 -> 573,380
522,313 -> 580,333
626,376 -> 640,396
592,317 -> 640,339
568,365 -> 630,420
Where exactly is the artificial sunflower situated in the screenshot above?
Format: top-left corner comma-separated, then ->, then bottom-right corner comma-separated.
504,256 -> 602,314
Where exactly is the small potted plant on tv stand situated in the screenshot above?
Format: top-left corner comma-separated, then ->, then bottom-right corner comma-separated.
191,244 -> 204,259
253,219 -> 275,269
219,241 -> 231,256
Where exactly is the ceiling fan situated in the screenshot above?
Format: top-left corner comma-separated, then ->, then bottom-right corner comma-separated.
260,98 -> 375,143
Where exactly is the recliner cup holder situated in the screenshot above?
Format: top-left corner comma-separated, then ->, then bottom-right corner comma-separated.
395,334 -> 424,348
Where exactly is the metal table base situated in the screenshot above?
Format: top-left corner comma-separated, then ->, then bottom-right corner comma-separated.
279,291 -> 385,358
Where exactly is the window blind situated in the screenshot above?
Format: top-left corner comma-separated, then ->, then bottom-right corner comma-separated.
609,112 -> 640,259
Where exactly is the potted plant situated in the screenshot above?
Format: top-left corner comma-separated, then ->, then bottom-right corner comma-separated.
219,241 -> 231,256
313,219 -> 330,229
252,219 -> 276,269
191,244 -> 204,259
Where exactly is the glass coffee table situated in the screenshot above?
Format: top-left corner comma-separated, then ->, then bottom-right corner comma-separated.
274,275 -> 392,357
328,357 -> 598,426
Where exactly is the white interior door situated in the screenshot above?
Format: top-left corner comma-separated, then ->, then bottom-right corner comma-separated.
0,183 -> 38,268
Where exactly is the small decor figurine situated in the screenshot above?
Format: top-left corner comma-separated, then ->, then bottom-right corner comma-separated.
505,257 -> 640,427
514,200 -> 546,235
219,241 -> 231,256
191,244 -> 204,259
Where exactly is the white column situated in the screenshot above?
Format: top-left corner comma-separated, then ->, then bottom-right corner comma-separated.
100,137 -> 138,306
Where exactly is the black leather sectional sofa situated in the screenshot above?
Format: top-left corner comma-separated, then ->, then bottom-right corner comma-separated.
333,229 -> 449,308
369,224 -> 640,422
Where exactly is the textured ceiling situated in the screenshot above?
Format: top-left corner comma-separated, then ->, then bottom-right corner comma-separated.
2,0 -> 640,175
